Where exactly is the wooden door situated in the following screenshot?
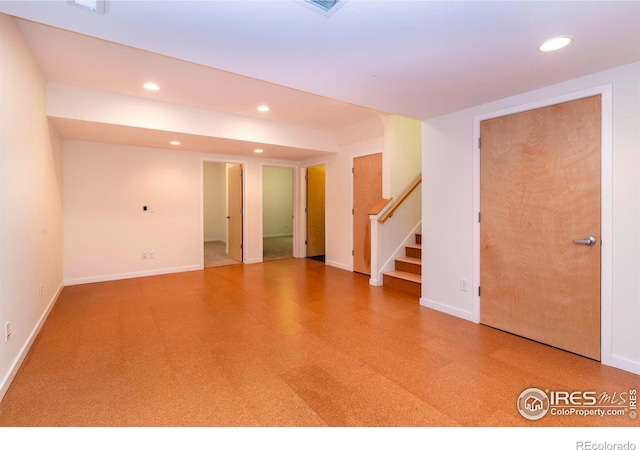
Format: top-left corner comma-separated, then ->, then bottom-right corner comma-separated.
227,164 -> 243,263
353,153 -> 382,275
307,165 -> 326,258
480,95 -> 601,360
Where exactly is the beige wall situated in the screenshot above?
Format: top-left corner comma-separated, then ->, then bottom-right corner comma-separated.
422,62 -> 640,375
0,15 -> 64,400
382,115 -> 422,199
203,162 -> 227,242
262,166 -> 293,238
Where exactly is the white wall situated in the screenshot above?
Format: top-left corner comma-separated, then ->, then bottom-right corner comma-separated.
262,166 -> 293,238
203,162 -> 227,242
64,140 -> 312,282
324,138 -> 385,271
422,62 -> 640,374
0,15 -> 64,401
300,117 -> 385,272
63,141 -> 202,283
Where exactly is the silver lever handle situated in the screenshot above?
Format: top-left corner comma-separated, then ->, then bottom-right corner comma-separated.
573,236 -> 597,246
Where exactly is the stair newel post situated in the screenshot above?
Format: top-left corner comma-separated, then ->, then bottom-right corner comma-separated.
367,198 -> 393,287
369,213 -> 382,286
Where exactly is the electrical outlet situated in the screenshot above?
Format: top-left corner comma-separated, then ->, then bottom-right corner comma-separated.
148,251 -> 154,259
460,279 -> 469,291
4,322 -> 10,343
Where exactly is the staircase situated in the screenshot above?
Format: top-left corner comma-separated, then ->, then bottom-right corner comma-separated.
382,233 -> 421,296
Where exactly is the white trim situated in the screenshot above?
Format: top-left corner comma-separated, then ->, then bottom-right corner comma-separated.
201,158 -> 248,265
472,84 -> 614,366
610,355 -> 640,376
0,282 -> 63,402
204,238 -> 227,244
64,265 -> 202,286
326,259 -> 352,272
420,297 -> 474,322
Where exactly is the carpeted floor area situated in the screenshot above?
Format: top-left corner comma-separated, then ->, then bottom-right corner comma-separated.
203,241 -> 240,267
263,236 -> 293,260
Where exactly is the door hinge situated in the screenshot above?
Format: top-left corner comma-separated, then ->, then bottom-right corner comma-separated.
352,167 -> 354,174
305,175 -> 308,180
478,137 -> 481,149
240,208 -> 244,214
352,208 -> 354,215
352,250 -> 354,256
478,286 -> 481,296
240,244 -> 243,250
305,240 -> 308,245
478,212 -> 481,223
305,207 -> 308,213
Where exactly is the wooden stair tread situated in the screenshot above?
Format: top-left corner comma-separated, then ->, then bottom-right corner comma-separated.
383,270 -> 421,283
395,256 -> 421,265
405,243 -> 421,250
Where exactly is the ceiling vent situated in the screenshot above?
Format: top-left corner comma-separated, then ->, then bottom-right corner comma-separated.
295,0 -> 347,17
68,0 -> 106,14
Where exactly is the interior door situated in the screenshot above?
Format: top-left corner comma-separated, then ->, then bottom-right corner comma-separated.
480,95 -> 601,360
306,164 -> 326,258
353,153 -> 382,275
227,164 -> 243,263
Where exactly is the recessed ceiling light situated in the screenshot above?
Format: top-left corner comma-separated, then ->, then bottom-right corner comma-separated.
169,141 -> 181,146
254,149 -> 264,153
539,36 -> 572,52
143,82 -> 160,91
257,105 -> 270,112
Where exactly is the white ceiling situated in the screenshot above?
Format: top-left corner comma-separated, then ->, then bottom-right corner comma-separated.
2,1 -> 639,157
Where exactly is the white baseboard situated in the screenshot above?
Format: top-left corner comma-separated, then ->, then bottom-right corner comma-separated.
609,354 -> 640,376
325,260 -> 352,272
64,265 -> 202,286
244,257 -> 263,264
420,297 -> 474,322
0,282 -> 64,402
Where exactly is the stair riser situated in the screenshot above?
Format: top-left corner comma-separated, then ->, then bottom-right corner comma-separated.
383,275 -> 421,296
415,234 -> 422,245
405,247 -> 421,259
395,260 -> 421,275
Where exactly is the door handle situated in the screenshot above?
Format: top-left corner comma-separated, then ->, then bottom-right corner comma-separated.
573,236 -> 597,246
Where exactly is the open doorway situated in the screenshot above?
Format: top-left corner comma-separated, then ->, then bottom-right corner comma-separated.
306,164 -> 326,263
203,161 -> 243,267
262,166 -> 293,261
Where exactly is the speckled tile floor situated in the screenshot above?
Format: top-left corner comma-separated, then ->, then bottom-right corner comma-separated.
0,259 -> 638,427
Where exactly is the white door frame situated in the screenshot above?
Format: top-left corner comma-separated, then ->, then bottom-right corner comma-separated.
200,158 -> 247,267
472,84 -> 613,366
